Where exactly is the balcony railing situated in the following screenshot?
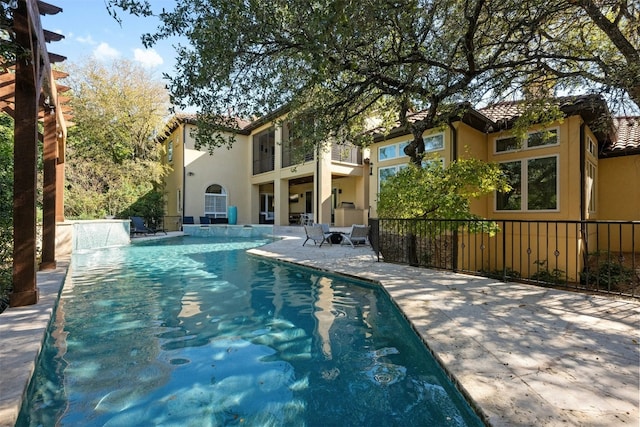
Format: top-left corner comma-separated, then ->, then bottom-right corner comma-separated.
253,154 -> 275,175
282,147 -> 314,168
331,144 -> 362,164
370,218 -> 640,298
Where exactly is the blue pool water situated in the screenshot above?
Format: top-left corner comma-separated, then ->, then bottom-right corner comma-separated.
18,236 -> 484,426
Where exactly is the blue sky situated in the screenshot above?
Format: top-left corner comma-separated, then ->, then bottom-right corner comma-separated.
43,1 -> 180,81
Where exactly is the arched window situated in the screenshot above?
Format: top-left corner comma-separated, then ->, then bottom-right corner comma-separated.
204,184 -> 227,218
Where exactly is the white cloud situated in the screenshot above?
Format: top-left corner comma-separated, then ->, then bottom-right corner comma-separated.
133,48 -> 164,68
93,42 -> 120,61
76,34 -> 95,45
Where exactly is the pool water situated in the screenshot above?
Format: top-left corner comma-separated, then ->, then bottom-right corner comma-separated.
18,236 -> 484,426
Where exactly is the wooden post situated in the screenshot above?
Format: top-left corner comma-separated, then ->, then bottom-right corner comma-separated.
11,0 -> 39,306
40,107 -> 57,270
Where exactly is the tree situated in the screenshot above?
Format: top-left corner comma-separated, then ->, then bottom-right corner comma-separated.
376,156 -> 510,220
0,2 -> 16,72
0,113 -> 13,308
63,58 -> 170,220
508,0 -> 639,113
106,0 -> 638,165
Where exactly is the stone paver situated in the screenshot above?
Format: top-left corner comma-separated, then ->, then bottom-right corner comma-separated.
1,228 -> 638,427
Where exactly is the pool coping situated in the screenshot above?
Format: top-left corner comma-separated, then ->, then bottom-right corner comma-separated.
0,260 -> 69,426
1,228 -> 639,426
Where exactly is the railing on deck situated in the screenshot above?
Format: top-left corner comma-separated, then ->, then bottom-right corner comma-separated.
331,144 -> 362,164
253,154 -> 275,175
370,218 -> 640,298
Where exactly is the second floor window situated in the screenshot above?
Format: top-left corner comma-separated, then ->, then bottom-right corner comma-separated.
282,122 -> 314,167
253,128 -> 275,174
495,129 -> 559,153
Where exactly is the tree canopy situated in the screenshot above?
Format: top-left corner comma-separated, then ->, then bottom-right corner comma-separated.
107,0 -> 638,163
376,156 -> 510,220
63,58 -> 170,219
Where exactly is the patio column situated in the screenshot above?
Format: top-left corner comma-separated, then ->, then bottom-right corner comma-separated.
11,0 -> 39,306
316,146 -> 333,224
40,107 -> 58,270
274,178 -> 289,226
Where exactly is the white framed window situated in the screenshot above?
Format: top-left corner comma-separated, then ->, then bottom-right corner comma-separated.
421,157 -> 445,169
586,161 -> 596,213
587,136 -> 596,156
496,155 -> 559,211
423,133 -> 444,152
167,140 -> 173,163
204,184 -> 227,218
378,133 -> 444,163
378,164 -> 408,191
378,144 -> 398,161
495,128 -> 559,153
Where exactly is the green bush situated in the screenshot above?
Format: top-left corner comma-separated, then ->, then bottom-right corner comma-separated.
530,259 -> 565,284
120,190 -> 165,228
581,260 -> 634,290
0,113 -> 13,309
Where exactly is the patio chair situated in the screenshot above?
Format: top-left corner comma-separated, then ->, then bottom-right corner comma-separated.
130,216 -> 157,236
182,216 -> 195,224
341,224 -> 370,248
320,223 -> 343,244
303,224 -> 332,247
199,216 -> 211,224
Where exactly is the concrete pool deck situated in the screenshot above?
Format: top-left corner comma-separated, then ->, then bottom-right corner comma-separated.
1,227 -> 638,426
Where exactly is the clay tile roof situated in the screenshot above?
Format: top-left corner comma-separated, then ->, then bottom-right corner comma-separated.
477,95 -> 607,123
602,117 -> 640,157
477,100 -> 525,122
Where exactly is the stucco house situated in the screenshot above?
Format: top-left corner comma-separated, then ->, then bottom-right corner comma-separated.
367,95 -> 638,287
158,95 -> 638,229
157,110 -> 370,231
156,95 -> 638,291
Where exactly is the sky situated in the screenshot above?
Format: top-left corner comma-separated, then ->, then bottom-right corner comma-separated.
43,1 -> 181,82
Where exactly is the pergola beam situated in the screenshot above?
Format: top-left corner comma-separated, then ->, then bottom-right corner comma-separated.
9,0 -> 68,306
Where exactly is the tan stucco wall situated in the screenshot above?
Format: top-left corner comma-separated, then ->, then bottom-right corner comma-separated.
598,155 -> 640,220
181,124 -> 252,224
486,117 -> 584,221
162,127 -> 185,231
456,123 -> 490,218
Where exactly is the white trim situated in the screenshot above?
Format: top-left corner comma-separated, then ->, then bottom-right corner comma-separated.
378,144 -> 399,162
494,127 -> 560,154
421,157 -> 445,169
495,154 -> 560,212
422,132 -> 445,152
204,184 -> 228,218
167,140 -> 173,163
378,165 -> 402,192
378,132 -> 444,163
586,135 -> 597,157
586,160 -> 597,213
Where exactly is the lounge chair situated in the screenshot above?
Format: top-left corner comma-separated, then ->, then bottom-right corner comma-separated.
182,216 -> 195,224
130,216 -> 165,236
200,216 -> 211,224
303,224 -> 332,247
341,224 -> 370,248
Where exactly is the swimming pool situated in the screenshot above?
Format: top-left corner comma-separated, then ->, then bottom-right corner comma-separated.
18,236 -> 484,426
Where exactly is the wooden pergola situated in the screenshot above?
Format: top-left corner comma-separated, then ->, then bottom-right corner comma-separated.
1,0 -> 71,307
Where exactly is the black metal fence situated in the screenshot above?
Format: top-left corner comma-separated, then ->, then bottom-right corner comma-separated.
370,218 -> 640,298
